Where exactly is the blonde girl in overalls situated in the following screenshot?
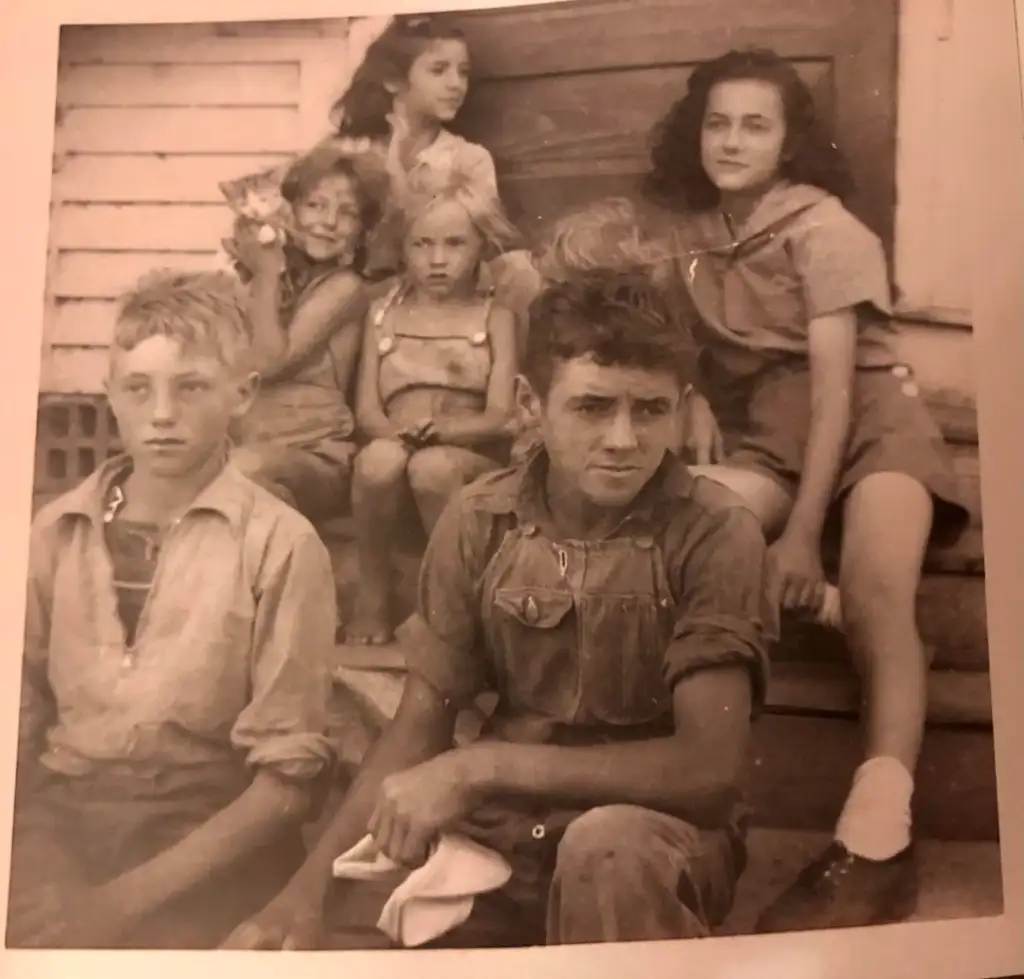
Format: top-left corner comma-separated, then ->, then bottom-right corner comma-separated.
345,175 -> 522,645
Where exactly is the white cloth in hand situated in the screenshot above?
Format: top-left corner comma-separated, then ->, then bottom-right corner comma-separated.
332,834 -> 512,947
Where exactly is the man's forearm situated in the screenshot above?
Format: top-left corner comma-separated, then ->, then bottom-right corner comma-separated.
102,770 -> 312,922
289,700 -> 455,898
455,736 -> 740,829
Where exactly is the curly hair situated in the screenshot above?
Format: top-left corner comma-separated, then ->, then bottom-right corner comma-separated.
643,48 -> 853,211
524,269 -> 699,398
331,15 -> 469,139
113,270 -> 252,372
534,197 -> 674,284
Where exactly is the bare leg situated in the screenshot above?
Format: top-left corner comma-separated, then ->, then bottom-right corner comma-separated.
407,445 -> 500,535
687,464 -> 794,537
756,472 -> 930,933
838,471 -> 932,791
346,439 -> 410,645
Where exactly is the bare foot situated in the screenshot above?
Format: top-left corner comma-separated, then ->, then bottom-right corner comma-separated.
343,585 -> 394,646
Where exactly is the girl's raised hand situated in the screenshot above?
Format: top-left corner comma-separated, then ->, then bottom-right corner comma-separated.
233,220 -> 287,278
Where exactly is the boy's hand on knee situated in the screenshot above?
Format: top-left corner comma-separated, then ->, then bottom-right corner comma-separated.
769,532 -> 827,615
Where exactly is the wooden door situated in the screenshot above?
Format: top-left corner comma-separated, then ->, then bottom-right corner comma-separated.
452,0 -> 898,252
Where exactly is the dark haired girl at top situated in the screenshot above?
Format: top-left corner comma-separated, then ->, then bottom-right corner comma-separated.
326,14 -> 541,338
644,48 -> 968,934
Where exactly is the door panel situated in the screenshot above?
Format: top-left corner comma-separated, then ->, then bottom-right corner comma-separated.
452,0 -> 897,250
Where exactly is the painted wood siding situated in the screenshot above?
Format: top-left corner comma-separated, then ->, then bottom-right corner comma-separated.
894,0 -> 973,325
41,17 -> 387,395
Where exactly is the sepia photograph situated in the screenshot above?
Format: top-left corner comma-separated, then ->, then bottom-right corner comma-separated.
0,0 -> 1022,974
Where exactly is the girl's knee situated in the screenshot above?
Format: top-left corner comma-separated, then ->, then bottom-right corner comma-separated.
407,447 -> 470,497
354,439 -> 408,489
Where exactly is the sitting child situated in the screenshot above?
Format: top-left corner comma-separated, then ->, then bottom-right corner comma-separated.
8,270 -> 337,949
327,13 -> 542,334
224,143 -> 387,521
344,175 -> 520,645
517,196 -> 687,462
223,268 -> 775,952
643,48 -> 971,931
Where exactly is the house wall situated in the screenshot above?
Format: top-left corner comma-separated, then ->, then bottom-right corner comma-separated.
38,4 -> 975,398
41,16 -> 388,395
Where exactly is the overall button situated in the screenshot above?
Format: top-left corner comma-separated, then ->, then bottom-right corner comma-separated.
470,330 -> 488,346
378,336 -> 394,354
891,364 -> 910,379
523,595 -> 540,625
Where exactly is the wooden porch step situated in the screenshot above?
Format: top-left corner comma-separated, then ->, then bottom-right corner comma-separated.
719,828 -> 1002,935
744,714 -> 999,841
330,645 -> 999,841
332,644 -> 994,728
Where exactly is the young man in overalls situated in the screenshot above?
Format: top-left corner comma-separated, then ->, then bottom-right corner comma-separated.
227,269 -> 776,950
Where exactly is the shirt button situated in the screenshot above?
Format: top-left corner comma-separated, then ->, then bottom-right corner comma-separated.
531,824 -> 546,840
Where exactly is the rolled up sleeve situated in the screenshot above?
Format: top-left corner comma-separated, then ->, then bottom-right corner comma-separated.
664,506 -> 776,711
231,527 -> 336,780
400,494 -> 492,708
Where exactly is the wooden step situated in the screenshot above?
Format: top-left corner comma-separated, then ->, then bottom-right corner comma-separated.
777,575 -> 989,672
767,661 -> 992,726
720,828 -> 1002,935
329,648 -> 998,841
332,644 -> 994,728
327,671 -> 999,840
743,714 -> 999,841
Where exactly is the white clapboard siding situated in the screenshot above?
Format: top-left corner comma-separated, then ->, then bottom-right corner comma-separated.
894,0 -> 972,323
60,107 -> 300,154
53,204 -> 234,252
54,154 -> 293,203
39,17 -> 389,394
58,63 -> 301,107
52,301 -> 121,347
54,252 -> 221,301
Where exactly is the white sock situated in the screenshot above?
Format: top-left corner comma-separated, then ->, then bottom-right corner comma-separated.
834,756 -> 914,860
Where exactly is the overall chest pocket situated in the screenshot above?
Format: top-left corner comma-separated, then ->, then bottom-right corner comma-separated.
576,592 -> 674,726
489,588 -> 578,719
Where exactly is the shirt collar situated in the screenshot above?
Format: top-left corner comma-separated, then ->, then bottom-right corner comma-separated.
47,452 -> 250,531
414,128 -> 461,167
509,444 -> 696,538
686,180 -> 830,253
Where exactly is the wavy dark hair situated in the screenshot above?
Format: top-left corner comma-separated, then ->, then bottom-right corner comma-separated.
331,15 -> 469,139
524,270 -> 699,398
643,48 -> 853,211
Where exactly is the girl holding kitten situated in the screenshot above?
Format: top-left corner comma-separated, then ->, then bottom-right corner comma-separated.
225,144 -> 385,520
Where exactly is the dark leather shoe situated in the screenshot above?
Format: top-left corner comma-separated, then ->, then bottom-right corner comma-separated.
755,841 -> 919,933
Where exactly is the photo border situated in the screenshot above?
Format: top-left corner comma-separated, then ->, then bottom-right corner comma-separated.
0,1 -> 1020,976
